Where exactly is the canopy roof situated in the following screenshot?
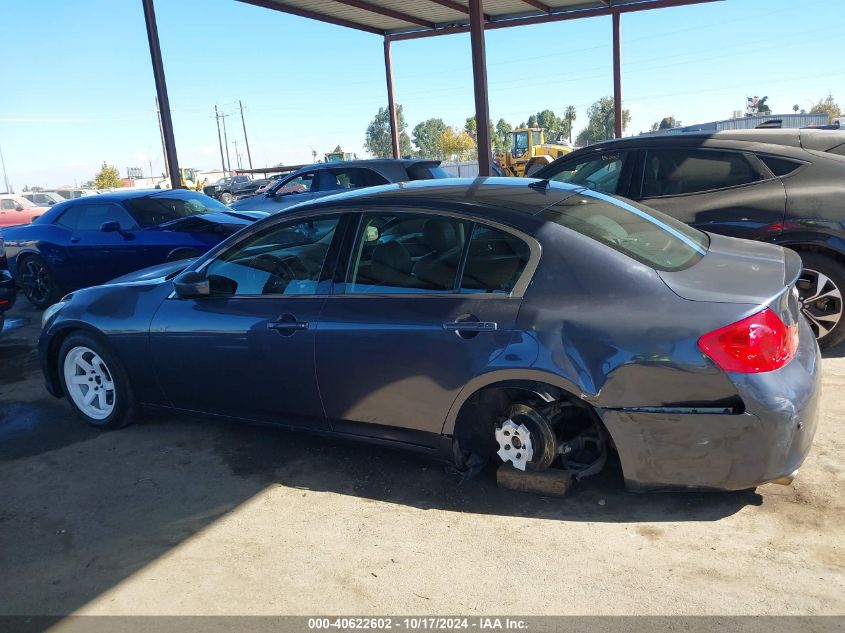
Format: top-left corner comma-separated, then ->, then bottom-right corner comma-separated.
237,0 -> 719,40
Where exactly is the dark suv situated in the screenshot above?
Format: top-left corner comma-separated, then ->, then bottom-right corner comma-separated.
203,175 -> 252,204
535,129 -> 845,348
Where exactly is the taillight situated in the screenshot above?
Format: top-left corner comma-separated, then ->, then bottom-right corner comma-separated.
698,308 -> 798,373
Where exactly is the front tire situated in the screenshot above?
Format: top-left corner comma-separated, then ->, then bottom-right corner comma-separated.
220,192 -> 233,205
796,252 -> 845,349
18,255 -> 62,309
58,333 -> 139,429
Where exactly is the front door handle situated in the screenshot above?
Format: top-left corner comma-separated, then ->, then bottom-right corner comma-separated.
442,321 -> 497,332
267,313 -> 309,336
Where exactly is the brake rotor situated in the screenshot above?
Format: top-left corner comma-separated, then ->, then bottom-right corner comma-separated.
495,403 -> 557,471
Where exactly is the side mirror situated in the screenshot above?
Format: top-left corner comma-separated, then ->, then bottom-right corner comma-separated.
173,271 -> 210,299
101,220 -> 121,232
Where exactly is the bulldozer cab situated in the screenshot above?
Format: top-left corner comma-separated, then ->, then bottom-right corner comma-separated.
508,129 -> 544,158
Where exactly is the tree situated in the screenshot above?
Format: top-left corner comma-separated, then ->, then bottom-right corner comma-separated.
650,116 -> 680,131
413,118 -> 447,159
793,104 -> 800,113
494,118 -> 512,154
757,96 -> 771,114
576,97 -> 631,146
93,164 -> 123,189
437,127 -> 475,161
364,105 -> 412,158
810,94 -> 842,120
564,105 -> 576,144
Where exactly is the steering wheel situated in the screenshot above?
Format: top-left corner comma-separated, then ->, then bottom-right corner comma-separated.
250,253 -> 309,294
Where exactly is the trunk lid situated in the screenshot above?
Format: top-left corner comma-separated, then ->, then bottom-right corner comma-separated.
657,233 -> 800,305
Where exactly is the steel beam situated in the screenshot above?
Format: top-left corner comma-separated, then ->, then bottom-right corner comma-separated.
384,40 -> 401,159
427,0 -> 492,21
236,0 -> 385,34
332,0 -> 435,29
521,0 -> 552,13
386,0 -> 720,41
142,0 -> 181,189
613,11 -> 622,138
469,0 -> 492,177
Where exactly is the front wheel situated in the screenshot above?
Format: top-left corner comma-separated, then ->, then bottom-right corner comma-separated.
796,253 -> 845,349
220,192 -> 233,205
58,333 -> 139,429
19,255 -> 61,309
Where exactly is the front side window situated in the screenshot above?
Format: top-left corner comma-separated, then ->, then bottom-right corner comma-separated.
202,217 -> 340,296
512,132 -> 529,157
548,153 -> 625,195
125,193 -> 230,227
346,213 -> 470,294
541,191 -> 709,272
75,204 -> 138,231
641,149 -> 759,197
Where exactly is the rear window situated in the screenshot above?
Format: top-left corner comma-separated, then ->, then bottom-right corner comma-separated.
758,155 -> 804,177
406,164 -> 450,180
540,191 -> 709,272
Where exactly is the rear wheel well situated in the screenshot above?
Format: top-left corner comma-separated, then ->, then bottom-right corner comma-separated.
451,380 -> 612,473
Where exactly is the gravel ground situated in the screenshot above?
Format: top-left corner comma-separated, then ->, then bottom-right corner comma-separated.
0,300 -> 843,616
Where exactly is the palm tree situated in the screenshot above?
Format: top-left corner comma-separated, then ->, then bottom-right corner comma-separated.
564,105 -> 576,144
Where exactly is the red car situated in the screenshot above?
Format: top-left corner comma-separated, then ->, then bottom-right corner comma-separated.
0,195 -> 48,227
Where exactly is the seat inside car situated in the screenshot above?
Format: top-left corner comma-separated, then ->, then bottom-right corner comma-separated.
312,170 -> 341,191
370,240 -> 414,287
412,219 -> 465,290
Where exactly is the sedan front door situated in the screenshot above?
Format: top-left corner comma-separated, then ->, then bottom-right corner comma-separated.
149,215 -> 344,427
315,211 -> 536,445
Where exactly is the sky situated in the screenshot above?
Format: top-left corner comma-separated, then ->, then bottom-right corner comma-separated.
1,0 -> 841,190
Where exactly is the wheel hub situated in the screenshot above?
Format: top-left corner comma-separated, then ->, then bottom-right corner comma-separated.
63,346 -> 116,420
495,419 -> 534,471
797,268 -> 843,339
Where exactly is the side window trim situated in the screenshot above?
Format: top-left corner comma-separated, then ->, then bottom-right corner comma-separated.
333,208 -> 540,299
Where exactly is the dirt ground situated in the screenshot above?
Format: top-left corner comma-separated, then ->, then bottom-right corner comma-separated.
1,300 -> 843,617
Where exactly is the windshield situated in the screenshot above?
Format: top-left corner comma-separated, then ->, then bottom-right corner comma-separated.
541,191 -> 709,272
11,197 -> 35,208
512,131 -> 528,156
124,192 -> 232,227
215,178 -> 232,186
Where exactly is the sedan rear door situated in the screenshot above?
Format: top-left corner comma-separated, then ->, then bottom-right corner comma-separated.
315,210 -> 537,446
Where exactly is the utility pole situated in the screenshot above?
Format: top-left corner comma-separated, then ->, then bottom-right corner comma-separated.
239,100 -> 253,169
214,105 -> 227,175
221,111 -> 232,175
0,143 -> 10,193
232,140 -> 242,170
155,96 -> 169,180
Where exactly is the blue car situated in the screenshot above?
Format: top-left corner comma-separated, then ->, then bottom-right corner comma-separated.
0,189 -> 265,308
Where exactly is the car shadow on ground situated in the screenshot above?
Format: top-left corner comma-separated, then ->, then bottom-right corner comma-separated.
1,300 -> 762,615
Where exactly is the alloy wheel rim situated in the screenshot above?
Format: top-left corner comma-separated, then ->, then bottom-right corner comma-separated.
63,346 -> 116,420
21,259 -> 50,304
797,267 -> 843,340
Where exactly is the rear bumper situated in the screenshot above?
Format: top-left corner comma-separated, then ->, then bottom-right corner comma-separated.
599,318 -> 821,491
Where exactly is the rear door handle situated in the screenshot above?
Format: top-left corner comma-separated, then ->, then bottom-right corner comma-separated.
442,321 -> 497,331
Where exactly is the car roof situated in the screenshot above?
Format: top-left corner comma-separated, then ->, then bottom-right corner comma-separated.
570,128 -> 845,153
58,188 -> 202,202
291,177 -> 584,216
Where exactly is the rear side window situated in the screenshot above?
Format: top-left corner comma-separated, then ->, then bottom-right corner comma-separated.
56,205 -> 82,229
641,149 -> 758,197
407,164 -> 450,180
541,191 -> 709,272
461,225 -> 530,294
312,168 -> 388,193
758,155 -> 804,177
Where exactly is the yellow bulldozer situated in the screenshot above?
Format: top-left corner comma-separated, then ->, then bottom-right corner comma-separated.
494,127 -> 572,177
